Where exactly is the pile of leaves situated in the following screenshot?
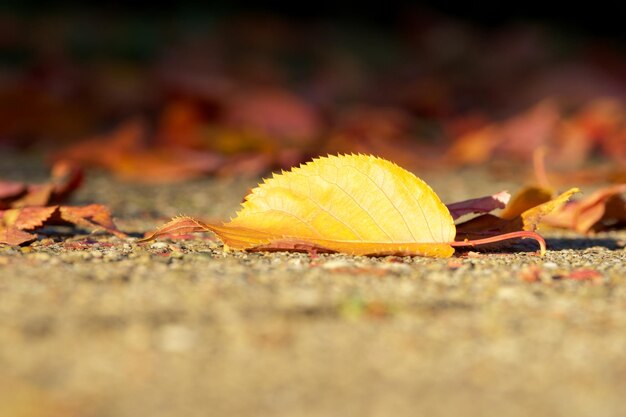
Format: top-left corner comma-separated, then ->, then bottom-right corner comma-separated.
1,11 -> 626,183
0,163 -> 125,245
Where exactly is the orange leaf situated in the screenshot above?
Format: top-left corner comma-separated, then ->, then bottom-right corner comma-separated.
48,161 -> 84,203
56,120 -> 223,183
56,205 -> 127,238
12,184 -> 54,208
1,206 -> 58,230
456,188 -> 578,240
0,204 -> 125,245
521,188 -> 580,231
500,186 -> 553,220
542,184 -> 626,233
0,206 -> 57,245
140,216 -> 211,242
0,227 -> 37,246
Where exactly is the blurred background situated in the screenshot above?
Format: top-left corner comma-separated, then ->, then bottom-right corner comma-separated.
2,5 -> 626,417
1,1 -> 625,181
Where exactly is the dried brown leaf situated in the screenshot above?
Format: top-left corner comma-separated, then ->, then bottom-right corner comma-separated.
0,227 -> 37,245
139,216 -> 211,242
1,206 -> 58,230
56,205 -> 127,238
456,188 -> 579,240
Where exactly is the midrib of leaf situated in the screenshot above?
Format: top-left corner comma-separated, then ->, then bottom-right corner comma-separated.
243,207 -> 324,238
243,182 -> 363,239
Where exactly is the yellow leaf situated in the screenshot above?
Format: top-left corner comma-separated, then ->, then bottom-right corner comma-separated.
521,187 -> 580,231
500,186 -> 553,220
142,154 -> 549,257
209,154 -> 456,257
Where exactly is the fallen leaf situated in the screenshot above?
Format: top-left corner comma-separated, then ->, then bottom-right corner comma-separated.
495,100 -> 561,161
445,98 -> 626,168
0,205 -> 126,245
144,154 -> 456,257
446,191 -> 510,220
325,106 -> 439,170
48,160 -> 85,203
0,206 -> 58,230
447,100 -> 560,165
12,184 -> 55,208
521,188 -> 580,231
456,188 -> 579,240
56,120 -> 223,183
542,184 -> 626,233
224,88 -> 321,148
0,205 -> 53,245
0,227 -> 37,245
0,182 -> 26,205
142,216 -> 209,239
0,162 -> 83,209
143,154 -> 547,257
559,269 -> 603,281
54,205 -> 127,238
500,186 -> 553,220
446,126 -> 499,165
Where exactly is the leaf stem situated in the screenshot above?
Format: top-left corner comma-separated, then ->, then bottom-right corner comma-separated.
450,231 -> 546,256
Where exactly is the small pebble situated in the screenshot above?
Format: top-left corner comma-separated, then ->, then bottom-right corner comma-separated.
321,259 -> 353,269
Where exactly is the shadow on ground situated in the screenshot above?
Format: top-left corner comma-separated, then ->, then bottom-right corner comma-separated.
546,237 -> 624,251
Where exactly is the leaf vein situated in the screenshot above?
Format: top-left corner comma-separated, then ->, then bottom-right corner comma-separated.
348,164 -> 417,242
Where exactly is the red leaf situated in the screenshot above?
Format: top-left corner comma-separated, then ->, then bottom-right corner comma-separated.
560,269 -> 603,281
224,88 -> 321,147
0,182 -> 26,206
446,191 -> 510,220
0,162 -> 83,209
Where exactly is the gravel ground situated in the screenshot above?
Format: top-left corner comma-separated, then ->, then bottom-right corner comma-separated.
1,154 -> 625,417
